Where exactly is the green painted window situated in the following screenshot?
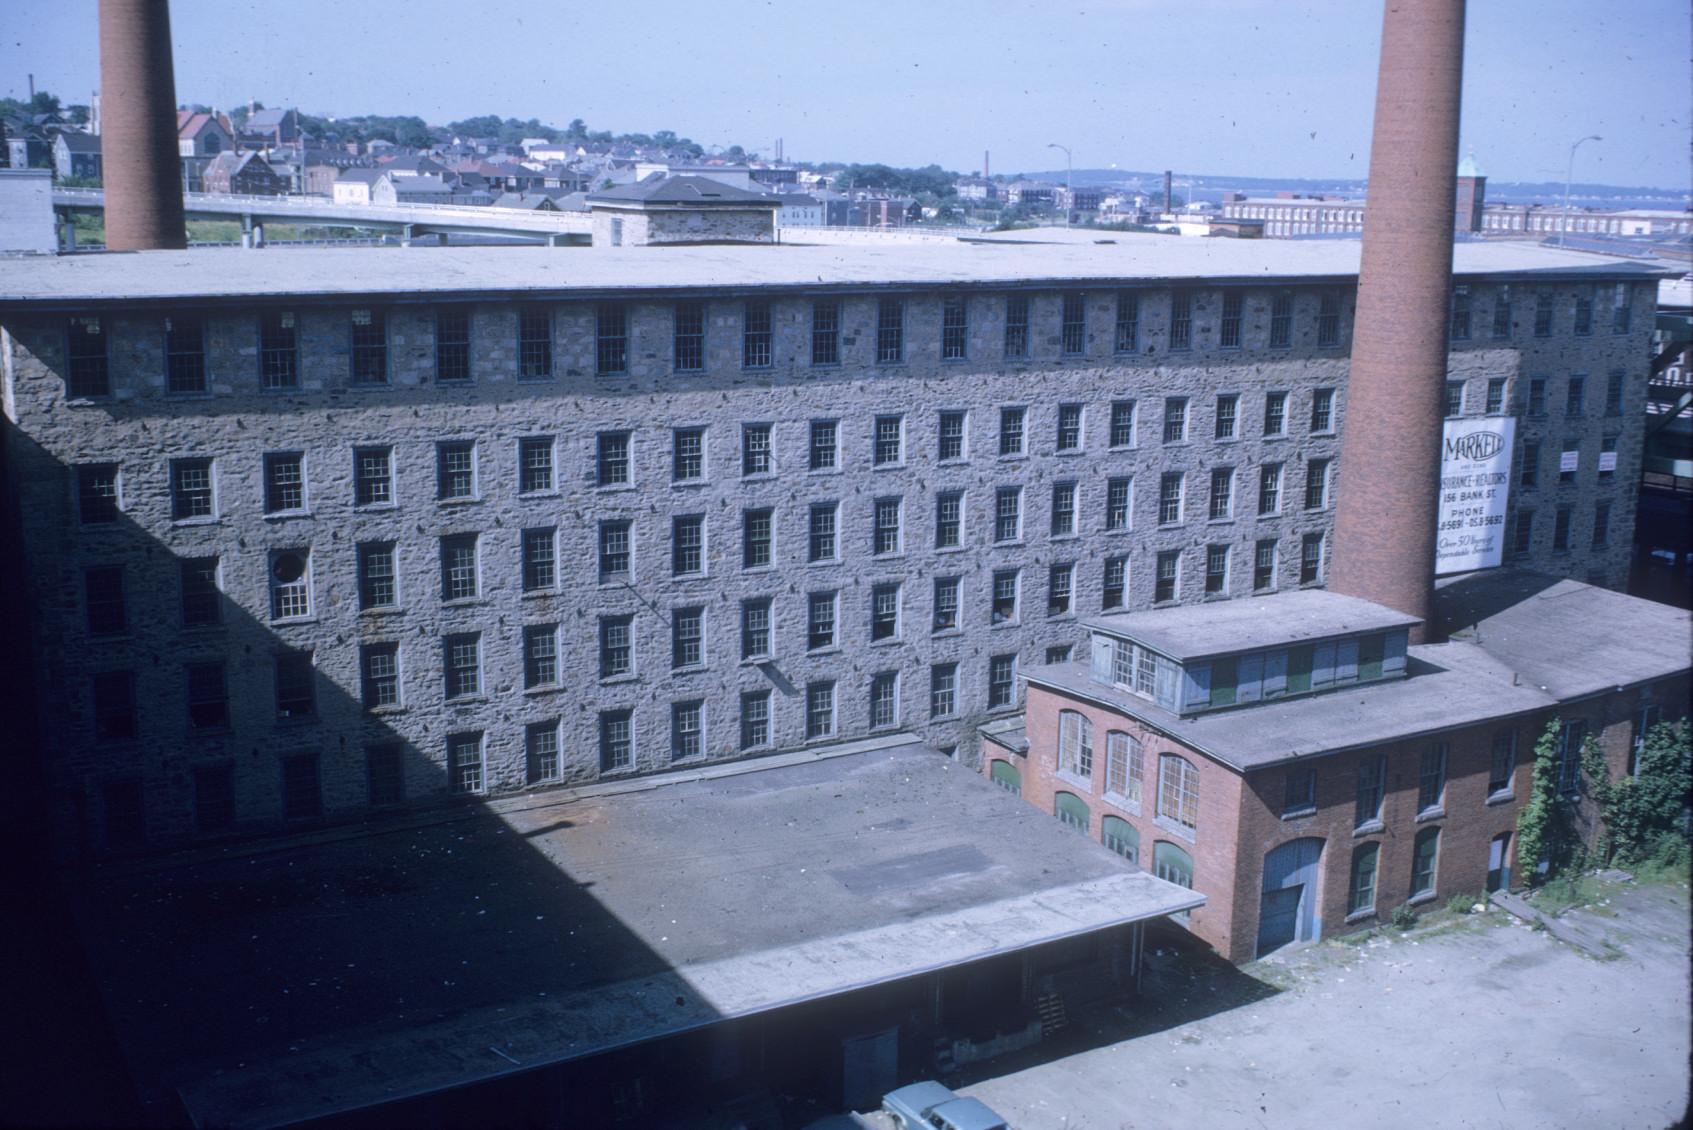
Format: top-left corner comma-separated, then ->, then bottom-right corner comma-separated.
1103,815 -> 1139,863
1348,842 -> 1378,915
1055,790 -> 1090,833
1358,634 -> 1385,681
1210,657 -> 1238,706
1286,646 -> 1314,694
1411,827 -> 1440,897
990,759 -> 1021,796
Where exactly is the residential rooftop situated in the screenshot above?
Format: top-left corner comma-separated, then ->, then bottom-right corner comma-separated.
71,737 -> 1198,1129
1085,589 -> 1421,663
0,235 -> 1669,309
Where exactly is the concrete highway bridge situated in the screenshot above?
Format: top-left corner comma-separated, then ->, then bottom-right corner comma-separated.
52,188 -> 594,248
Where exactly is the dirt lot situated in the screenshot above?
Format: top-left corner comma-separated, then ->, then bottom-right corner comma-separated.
960,880 -> 1690,1130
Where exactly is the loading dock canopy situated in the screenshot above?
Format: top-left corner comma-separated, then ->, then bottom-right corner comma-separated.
72,738 -> 1201,1129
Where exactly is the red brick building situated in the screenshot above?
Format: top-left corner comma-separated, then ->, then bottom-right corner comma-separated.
988,572 -> 1689,963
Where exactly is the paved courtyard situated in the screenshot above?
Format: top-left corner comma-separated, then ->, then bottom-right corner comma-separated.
959,881 -> 1690,1130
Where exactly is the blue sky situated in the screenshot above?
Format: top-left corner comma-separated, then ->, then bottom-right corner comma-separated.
4,0 -> 1688,188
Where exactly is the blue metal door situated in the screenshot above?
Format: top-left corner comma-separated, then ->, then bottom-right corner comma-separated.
1258,838 -> 1324,957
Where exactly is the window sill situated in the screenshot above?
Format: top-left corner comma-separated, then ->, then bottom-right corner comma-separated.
442,598 -> 490,609
807,468 -> 843,477
1416,805 -> 1445,823
807,646 -> 842,658
990,619 -> 1021,630
1054,449 -> 1085,458
994,539 -> 1026,549
1056,770 -> 1092,793
671,664 -> 707,676
869,636 -> 902,648
1407,891 -> 1437,907
1103,792 -> 1140,816
522,686 -> 561,698
1049,532 -> 1079,543
1353,819 -> 1384,837
740,472 -> 776,482
997,454 -> 1029,463
596,483 -> 637,493
1154,815 -> 1197,843
931,625 -> 961,637
871,463 -> 906,472
358,607 -> 404,618
599,673 -> 639,686
517,490 -> 561,501
521,590 -> 561,601
173,517 -> 223,528
263,509 -> 313,522
1344,908 -> 1378,925
1207,517 -> 1236,526
438,497 -> 483,507
365,705 -> 407,716
739,655 -> 772,667
444,695 -> 488,706
934,545 -> 967,555
807,559 -> 843,569
270,616 -> 319,627
671,480 -> 708,489
1280,805 -> 1317,822
1485,788 -> 1516,807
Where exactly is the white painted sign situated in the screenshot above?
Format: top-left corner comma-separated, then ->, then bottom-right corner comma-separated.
1598,450 -> 1617,473
1560,449 -> 1580,472
1437,417 -> 1516,574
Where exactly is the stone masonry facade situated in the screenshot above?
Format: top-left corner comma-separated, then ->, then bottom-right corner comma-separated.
0,270 -> 1655,855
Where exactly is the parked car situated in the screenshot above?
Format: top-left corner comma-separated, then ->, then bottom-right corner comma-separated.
881,1082 -> 1010,1130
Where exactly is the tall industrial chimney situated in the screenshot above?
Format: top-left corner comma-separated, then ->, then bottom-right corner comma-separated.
1162,170 -> 1172,213
1330,0 -> 1466,640
99,0 -> 187,250
983,150 -> 990,179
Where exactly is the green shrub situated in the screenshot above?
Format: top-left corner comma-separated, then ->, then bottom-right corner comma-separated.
1447,892 -> 1478,915
1390,904 -> 1418,930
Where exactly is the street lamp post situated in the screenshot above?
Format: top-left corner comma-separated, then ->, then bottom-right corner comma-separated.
1047,142 -> 1071,227
1559,134 -> 1601,246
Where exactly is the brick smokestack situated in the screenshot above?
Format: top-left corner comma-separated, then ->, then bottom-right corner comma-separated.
99,0 -> 186,250
1330,0 -> 1465,641
1163,170 -> 1172,213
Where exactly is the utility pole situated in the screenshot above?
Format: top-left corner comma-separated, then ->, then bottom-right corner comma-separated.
1559,135 -> 1601,246
1047,142 -> 1071,227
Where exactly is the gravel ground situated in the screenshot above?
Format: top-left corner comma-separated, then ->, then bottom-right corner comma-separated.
961,880 -> 1691,1130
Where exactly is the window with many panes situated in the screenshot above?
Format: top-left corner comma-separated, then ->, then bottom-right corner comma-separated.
166,313 -> 206,393
1209,467 -> 1234,520
1311,388 -> 1335,432
810,300 -> 840,365
1566,375 -> 1586,416
67,316 -> 109,397
1253,539 -> 1277,591
1103,556 -> 1127,609
1061,291 -> 1086,354
1533,288 -> 1554,336
597,304 -> 628,374
742,423 -> 772,476
1355,755 -> 1386,828
441,534 -> 479,601
1491,285 -> 1513,339
362,643 -> 400,708
1048,562 -> 1074,616
1056,404 -> 1083,452
1059,710 -> 1094,777
931,663 -> 958,718
934,490 -> 963,548
670,427 -> 706,483
869,672 -> 899,729
1573,287 -> 1593,335
741,691 -> 771,749
1283,765 -> 1315,816
263,452 -> 305,514
672,607 -> 704,669
526,723 -> 561,784
1449,285 -> 1471,340
1050,481 -> 1076,536
275,650 -> 316,718
988,653 -> 1017,708
1219,291 -> 1243,349
1592,501 -> 1610,548
671,700 -> 704,760
1110,400 -> 1136,447
180,556 -> 221,625
933,575 -> 960,630
600,616 -> 633,677
1004,294 -> 1030,358
435,307 -> 472,382
599,520 -> 631,581
196,764 -> 236,830
1486,378 -> 1507,416
259,310 -> 298,389
873,414 -> 903,465
357,542 -> 396,610
1155,550 -> 1180,602
810,420 -> 838,471
1604,369 -> 1623,416
519,437 -> 554,493
1106,476 -> 1133,531
172,458 -> 214,520
1205,544 -> 1229,594
995,486 -> 1021,542
809,502 -> 838,561
270,549 -> 311,619
350,308 -> 387,384
991,569 -> 1019,624
1163,397 -> 1188,443
741,598 -> 772,659
673,301 -> 705,372
1300,532 -> 1325,583
808,591 -> 837,650
518,305 -> 552,379
449,732 -> 484,794
1215,394 -> 1238,439
1106,731 -> 1143,805
806,680 -> 836,738
1259,464 -> 1283,515
1512,510 -> 1535,556
876,297 -> 904,363
354,446 -> 392,506
1488,729 -> 1517,795
1269,292 -> 1293,348
1611,282 -> 1632,333
743,507 -> 773,568
1305,458 -> 1331,509
1348,843 -> 1379,916
1316,290 -> 1341,346
521,527 -> 555,591
597,431 -> 631,486
437,441 -> 476,500
743,300 -> 772,368
523,625 -> 558,689
1410,827 -> 1439,897
1157,754 -> 1199,832
873,496 -> 902,555
1264,390 -> 1287,436
672,514 -> 705,576
1114,291 -> 1139,352
938,411 -> 966,461
999,406 -> 1026,455
1168,290 -> 1192,351
600,710 -> 633,772
1158,472 -> 1184,525
187,661 -> 229,728
1418,742 -> 1448,813
78,464 -> 120,524
942,296 -> 968,359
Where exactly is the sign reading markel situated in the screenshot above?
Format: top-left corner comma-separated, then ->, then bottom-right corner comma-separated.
1436,417 -> 1516,574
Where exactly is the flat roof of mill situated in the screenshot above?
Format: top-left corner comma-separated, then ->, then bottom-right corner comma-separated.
0,234 -> 1668,308
71,738 -> 1199,1129
1087,589 -> 1422,662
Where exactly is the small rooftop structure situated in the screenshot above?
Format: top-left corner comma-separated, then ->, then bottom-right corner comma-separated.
585,174 -> 781,245
71,738 -> 1199,1128
1088,589 -> 1420,663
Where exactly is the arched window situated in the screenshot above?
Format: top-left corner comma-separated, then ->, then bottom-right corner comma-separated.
1105,731 -> 1143,806
990,759 -> 1021,796
1348,842 -> 1379,916
1157,753 -> 1199,833
1410,826 -> 1440,898
1102,814 -> 1139,863
1058,710 -> 1094,778
1054,790 -> 1090,833
1154,840 -> 1195,920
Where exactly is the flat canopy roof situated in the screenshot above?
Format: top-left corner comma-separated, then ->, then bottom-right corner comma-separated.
0,234 -> 1667,309
1029,638 -> 1556,771
1436,571 -> 1692,700
72,738 -> 1199,1129
1087,589 -> 1422,663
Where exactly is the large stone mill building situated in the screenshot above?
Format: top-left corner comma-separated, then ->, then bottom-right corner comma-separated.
0,235 -> 1666,857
